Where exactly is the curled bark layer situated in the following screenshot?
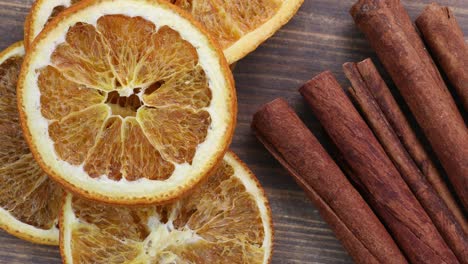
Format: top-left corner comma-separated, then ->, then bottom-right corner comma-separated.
351,0 -> 468,211
300,71 -> 459,264
252,98 -> 407,264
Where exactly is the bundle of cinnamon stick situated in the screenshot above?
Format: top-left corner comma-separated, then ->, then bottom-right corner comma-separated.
252,0 -> 467,263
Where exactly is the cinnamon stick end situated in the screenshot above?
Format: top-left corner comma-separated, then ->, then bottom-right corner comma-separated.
251,97 -> 288,130
349,0 -> 386,23
254,98 -> 288,116
415,3 -> 450,27
343,62 -> 358,79
342,62 -> 356,72
356,58 -> 374,69
349,0 -> 369,21
299,70 -> 337,97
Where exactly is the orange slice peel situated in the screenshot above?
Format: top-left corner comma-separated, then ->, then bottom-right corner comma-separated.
0,42 -> 62,245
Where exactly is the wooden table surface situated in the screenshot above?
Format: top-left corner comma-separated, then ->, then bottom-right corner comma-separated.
0,0 -> 467,263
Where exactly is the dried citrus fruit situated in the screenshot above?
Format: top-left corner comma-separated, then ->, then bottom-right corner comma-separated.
0,42 -> 63,245
18,0 -> 236,205
25,0 -> 304,63
60,151 -> 273,264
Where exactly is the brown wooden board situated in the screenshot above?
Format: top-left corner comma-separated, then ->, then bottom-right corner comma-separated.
0,0 -> 466,263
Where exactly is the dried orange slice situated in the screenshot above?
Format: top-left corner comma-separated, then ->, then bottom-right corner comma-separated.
0,42 -> 63,245
18,0 -> 236,205
25,0 -> 304,63
60,151 -> 273,264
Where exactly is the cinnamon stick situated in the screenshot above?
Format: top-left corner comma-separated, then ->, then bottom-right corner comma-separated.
416,3 -> 468,111
299,71 -> 459,264
251,98 -> 407,264
344,61 -> 468,262
351,0 -> 468,210
353,58 -> 467,234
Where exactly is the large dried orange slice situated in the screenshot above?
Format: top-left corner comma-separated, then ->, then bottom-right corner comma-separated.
25,0 -> 304,63
60,151 -> 273,264
18,0 -> 236,205
0,42 -> 63,245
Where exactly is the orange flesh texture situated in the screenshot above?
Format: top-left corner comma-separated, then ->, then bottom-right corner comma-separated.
68,161 -> 266,263
44,0 -> 282,49
39,15 -> 214,181
0,55 -> 62,230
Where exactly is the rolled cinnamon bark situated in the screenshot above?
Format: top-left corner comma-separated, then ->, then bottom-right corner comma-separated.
344,61 -> 468,262
351,0 -> 468,210
353,58 -> 467,234
300,71 -> 459,264
416,3 -> 468,111
251,98 -> 407,264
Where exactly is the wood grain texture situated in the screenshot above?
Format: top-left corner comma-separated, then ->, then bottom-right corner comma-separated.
0,0 -> 466,263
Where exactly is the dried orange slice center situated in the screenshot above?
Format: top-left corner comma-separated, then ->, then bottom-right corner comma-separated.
40,15 -> 212,181
19,0 -> 235,204
61,152 -> 273,263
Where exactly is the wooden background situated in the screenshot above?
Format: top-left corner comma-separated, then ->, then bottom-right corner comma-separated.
0,0 -> 467,263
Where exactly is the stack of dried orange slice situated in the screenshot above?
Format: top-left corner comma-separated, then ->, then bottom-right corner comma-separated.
0,0 -> 303,262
